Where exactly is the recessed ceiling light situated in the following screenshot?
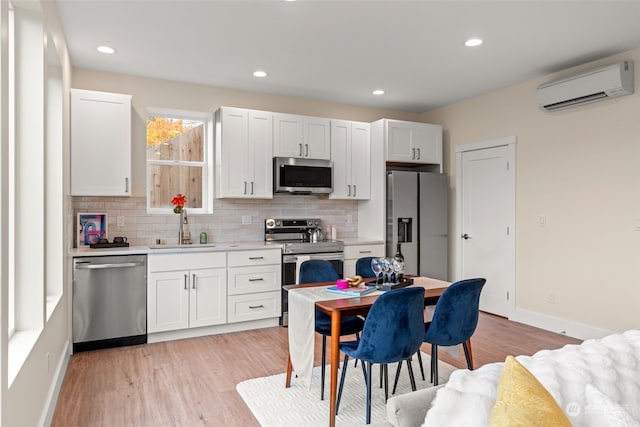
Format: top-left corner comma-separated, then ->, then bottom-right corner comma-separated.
464,38 -> 483,47
253,70 -> 268,78
97,45 -> 116,54
372,89 -> 385,96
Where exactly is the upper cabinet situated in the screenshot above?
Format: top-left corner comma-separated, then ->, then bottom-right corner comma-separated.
385,119 -> 442,166
71,89 -> 132,196
330,120 -> 371,200
273,113 -> 331,160
215,107 -> 273,199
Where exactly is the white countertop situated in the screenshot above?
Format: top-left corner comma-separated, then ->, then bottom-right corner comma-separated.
340,237 -> 385,245
70,241 -> 283,257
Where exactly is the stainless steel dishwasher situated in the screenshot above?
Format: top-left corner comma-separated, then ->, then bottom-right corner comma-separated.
73,255 -> 147,352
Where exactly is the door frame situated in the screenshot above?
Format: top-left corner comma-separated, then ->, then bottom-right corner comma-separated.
454,136 -> 517,315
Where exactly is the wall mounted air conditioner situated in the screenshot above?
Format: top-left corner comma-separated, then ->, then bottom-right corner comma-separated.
536,61 -> 634,111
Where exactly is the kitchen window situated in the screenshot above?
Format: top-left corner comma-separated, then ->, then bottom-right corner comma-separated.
146,109 -> 213,214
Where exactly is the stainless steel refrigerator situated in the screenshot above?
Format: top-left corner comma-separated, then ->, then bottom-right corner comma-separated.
386,170 -> 448,280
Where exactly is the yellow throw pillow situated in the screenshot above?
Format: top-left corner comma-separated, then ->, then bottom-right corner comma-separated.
490,355 -> 572,427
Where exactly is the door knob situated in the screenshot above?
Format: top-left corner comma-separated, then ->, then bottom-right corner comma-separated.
461,233 -> 471,240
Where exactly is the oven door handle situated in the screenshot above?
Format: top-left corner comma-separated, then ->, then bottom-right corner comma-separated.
282,253 -> 344,263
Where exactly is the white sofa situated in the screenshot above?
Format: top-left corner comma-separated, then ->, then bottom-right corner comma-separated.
378,330 -> 640,427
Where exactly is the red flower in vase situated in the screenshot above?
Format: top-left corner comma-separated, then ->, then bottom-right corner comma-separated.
172,194 -> 187,213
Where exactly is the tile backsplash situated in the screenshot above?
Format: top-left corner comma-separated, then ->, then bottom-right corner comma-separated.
71,195 -> 358,247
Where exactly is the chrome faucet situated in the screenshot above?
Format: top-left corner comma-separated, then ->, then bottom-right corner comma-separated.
178,209 -> 192,244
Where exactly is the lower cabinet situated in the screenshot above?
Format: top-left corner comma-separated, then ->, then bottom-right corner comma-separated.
147,248 -> 281,335
343,243 -> 386,277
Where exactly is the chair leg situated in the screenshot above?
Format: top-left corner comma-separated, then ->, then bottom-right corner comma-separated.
432,344 -> 439,386
354,332 -> 360,367
383,364 -> 389,403
416,350 -> 425,381
406,357 -> 417,391
392,360 -> 403,395
320,335 -> 327,400
336,354 -> 350,415
463,340 -> 473,370
366,361 -> 373,425
379,364 -> 383,388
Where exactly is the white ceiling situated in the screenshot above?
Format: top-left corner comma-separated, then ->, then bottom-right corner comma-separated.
55,0 -> 640,113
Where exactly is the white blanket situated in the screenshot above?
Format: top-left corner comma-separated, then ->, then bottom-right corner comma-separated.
423,329 -> 640,426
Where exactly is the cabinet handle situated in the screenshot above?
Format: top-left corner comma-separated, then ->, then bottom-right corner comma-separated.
184,274 -> 188,290
251,181 -> 254,195
416,148 -> 421,160
249,256 -> 264,260
359,250 -> 372,254
248,277 -> 264,282
347,184 -> 352,197
299,143 -> 303,156
192,273 -> 196,289
249,304 -> 264,309
125,177 -> 129,193
305,144 -> 309,157
353,185 -> 357,197
411,148 -> 416,160
243,181 -> 247,195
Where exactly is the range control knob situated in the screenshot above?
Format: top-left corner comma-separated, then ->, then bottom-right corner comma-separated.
265,219 -> 275,228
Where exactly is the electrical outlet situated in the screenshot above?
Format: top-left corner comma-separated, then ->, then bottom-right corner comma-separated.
547,292 -> 555,304
538,215 -> 546,227
117,216 -> 125,227
241,215 -> 252,225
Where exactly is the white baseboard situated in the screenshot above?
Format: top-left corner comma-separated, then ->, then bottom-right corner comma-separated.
509,308 -> 614,341
40,340 -> 72,427
148,318 -> 280,343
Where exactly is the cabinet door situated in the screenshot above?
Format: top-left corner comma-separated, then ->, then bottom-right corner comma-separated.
247,110 -> 273,198
350,122 -> 371,199
273,113 -> 304,158
189,268 -> 227,328
329,120 -> 351,199
217,107 -> 249,198
411,123 -> 442,165
386,120 -> 414,162
148,271 -> 190,333
71,89 -> 131,196
304,117 -> 331,160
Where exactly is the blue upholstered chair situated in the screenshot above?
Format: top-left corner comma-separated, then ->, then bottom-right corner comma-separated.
335,287 -> 426,424
355,256 -> 377,279
417,277 -> 486,386
298,259 -> 365,400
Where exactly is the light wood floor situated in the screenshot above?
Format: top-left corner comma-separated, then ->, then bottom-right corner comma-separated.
51,313 -> 581,426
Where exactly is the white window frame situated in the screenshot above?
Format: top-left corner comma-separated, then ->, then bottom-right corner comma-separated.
145,108 -> 213,214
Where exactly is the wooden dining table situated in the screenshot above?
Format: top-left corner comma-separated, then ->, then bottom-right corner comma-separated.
285,277 -> 452,427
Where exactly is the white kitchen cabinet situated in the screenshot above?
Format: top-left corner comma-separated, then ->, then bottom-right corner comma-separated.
70,89 -> 132,196
215,107 -> 273,198
227,248 -> 281,323
273,113 -> 331,160
343,243 -> 385,277
147,252 -> 227,333
386,119 -> 442,165
330,120 -> 371,200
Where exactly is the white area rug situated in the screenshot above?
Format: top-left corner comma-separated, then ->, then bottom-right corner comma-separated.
237,353 -> 457,426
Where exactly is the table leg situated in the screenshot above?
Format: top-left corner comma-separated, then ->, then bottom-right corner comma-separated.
466,339 -> 474,368
329,310 -> 342,427
285,352 -> 292,388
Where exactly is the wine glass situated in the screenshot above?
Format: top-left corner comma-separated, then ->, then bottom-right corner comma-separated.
371,258 -> 383,287
382,257 -> 394,284
392,256 -> 404,283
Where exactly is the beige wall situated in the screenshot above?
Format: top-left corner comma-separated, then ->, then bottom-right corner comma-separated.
421,48 -> 640,336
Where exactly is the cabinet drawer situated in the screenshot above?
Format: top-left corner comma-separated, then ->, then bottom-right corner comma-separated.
228,291 -> 281,323
148,252 -> 226,272
344,244 -> 385,260
228,265 -> 281,295
227,249 -> 281,267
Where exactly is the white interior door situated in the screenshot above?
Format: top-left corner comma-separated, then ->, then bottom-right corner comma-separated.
456,137 -> 516,317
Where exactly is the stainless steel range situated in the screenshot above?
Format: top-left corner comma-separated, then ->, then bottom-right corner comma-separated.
265,218 -> 344,326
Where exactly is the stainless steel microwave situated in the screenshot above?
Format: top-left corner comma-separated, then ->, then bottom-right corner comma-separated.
273,157 -> 333,195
